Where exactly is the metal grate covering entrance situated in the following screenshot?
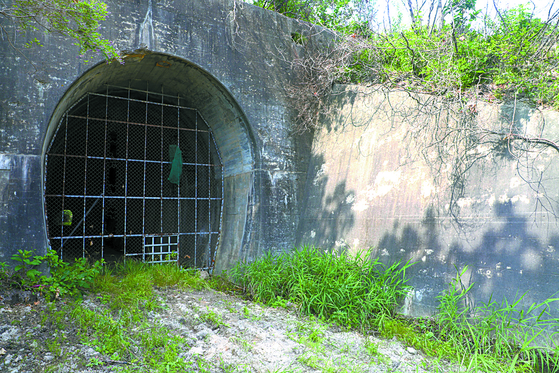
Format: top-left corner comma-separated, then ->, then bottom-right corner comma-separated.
44,85 -> 223,268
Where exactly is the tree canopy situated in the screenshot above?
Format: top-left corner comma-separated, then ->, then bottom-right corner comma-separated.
249,0 -> 377,31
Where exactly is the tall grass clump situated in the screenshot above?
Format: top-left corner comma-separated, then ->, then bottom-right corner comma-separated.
428,266 -> 559,372
230,246 -> 412,330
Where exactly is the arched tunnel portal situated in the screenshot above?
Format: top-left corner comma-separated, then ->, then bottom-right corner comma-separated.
42,52 -> 256,269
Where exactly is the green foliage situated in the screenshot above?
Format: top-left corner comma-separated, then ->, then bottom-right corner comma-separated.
290,317 -> 327,349
434,268 -> 559,372
93,260 -> 208,309
11,249 -> 43,284
85,357 -> 104,367
10,249 -> 103,299
42,249 -> 103,298
250,0 -> 374,32
2,0 -> 120,62
230,245 -> 413,331
66,262 -> 216,372
11,248 -> 559,373
344,5 -> 559,107
0,261 -> 9,282
291,32 -> 307,45
199,307 -> 229,328
443,0 -> 479,31
436,265 -> 475,340
262,1 -> 559,112
71,305 -> 133,357
381,318 -> 457,360
231,246 -> 559,372
381,265 -> 559,372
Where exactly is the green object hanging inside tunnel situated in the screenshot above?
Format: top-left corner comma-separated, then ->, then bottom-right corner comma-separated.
62,210 -> 72,226
168,145 -> 183,185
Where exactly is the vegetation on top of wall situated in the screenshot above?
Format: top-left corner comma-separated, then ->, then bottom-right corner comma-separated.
341,5 -> 559,107
250,0 -> 559,127
248,0 -> 376,32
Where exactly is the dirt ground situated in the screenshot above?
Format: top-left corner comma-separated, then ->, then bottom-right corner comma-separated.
0,286 -> 458,373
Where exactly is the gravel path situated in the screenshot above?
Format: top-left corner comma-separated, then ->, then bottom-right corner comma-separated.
0,287 -> 458,372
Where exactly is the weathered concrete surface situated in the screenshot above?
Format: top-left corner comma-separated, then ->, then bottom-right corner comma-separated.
0,155 -> 44,262
0,0 -> 317,269
298,85 -> 559,316
5,0 -> 557,318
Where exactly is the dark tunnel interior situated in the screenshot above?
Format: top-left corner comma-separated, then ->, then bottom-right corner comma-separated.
44,86 -> 223,268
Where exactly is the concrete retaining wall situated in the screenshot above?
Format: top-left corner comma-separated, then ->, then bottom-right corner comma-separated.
299,85 -> 559,315
3,0 -> 559,315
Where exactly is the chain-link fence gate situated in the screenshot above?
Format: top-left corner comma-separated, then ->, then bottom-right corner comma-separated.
44,85 -> 223,268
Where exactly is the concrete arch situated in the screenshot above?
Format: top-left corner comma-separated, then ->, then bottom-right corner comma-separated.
42,51 -> 257,270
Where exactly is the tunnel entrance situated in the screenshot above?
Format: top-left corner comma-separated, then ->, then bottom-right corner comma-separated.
44,85 -> 223,267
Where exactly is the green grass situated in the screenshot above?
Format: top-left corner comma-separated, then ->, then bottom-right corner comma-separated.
198,306 -> 230,328
38,260 -> 215,372
427,265 -> 559,372
8,246 -> 559,372
229,245 -> 413,331
229,245 -> 559,373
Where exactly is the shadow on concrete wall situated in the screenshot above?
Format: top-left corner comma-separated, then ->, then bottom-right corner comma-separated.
375,202 -> 559,313
318,181 -> 355,248
378,222 -> 420,257
376,207 -> 440,262
296,154 -> 355,250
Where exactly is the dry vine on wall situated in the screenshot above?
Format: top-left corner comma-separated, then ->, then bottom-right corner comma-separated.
286,25 -> 559,224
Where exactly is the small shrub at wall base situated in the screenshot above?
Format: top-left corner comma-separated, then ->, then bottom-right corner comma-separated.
9,249 -> 103,299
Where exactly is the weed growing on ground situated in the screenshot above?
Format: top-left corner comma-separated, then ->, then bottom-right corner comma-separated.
230,245 -> 413,331
219,358 -> 253,373
298,349 -> 372,373
199,307 -> 229,328
240,304 -> 262,321
230,245 -> 559,373
31,260 -> 217,372
364,338 -> 390,366
230,333 -> 254,352
85,357 -> 104,367
292,318 -> 327,348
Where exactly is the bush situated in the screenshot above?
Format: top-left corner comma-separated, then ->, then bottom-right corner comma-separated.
9,249 -> 103,299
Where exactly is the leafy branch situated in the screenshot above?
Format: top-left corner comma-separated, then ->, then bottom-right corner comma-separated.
1,0 -> 120,63
8,249 -> 104,299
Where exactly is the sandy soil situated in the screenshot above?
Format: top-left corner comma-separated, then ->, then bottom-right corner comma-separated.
0,286 -> 457,372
